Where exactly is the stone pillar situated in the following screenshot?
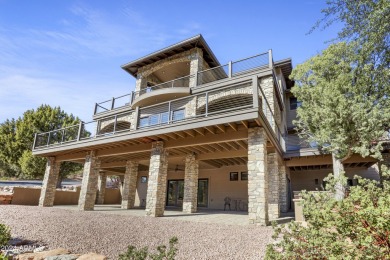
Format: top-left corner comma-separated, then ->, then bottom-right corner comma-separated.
279,164 -> 289,213
39,157 -> 60,207
189,49 -> 203,87
261,76 -> 278,131
183,153 -> 199,213
247,127 -> 269,225
78,151 -> 100,211
268,153 -> 280,220
135,74 -> 147,93
96,172 -> 107,205
122,161 -> 139,209
145,141 -> 168,217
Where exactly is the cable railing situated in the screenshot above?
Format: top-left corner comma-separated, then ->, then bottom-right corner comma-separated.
94,51 -> 272,115
94,93 -> 133,115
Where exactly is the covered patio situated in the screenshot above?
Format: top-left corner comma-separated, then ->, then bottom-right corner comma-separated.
53,204 -> 294,226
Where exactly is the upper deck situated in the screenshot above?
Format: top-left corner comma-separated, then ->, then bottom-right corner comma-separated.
32,51 -> 289,159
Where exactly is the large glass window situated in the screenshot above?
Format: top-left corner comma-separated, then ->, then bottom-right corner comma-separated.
172,109 -> 185,121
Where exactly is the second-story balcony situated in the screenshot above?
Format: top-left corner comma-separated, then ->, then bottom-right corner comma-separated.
93,52 -> 273,116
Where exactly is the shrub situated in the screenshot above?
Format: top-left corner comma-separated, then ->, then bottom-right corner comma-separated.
266,170 -> 390,259
0,223 -> 11,247
119,237 -> 178,260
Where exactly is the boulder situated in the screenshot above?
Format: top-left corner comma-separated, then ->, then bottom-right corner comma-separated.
16,248 -> 70,260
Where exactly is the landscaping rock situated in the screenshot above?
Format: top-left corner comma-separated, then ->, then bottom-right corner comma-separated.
16,248 -> 70,260
33,246 -> 48,253
46,254 -> 79,260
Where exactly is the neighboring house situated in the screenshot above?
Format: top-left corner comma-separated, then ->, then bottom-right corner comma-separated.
32,35 -> 388,225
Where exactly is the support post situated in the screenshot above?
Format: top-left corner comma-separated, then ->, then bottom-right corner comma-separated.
268,153 -> 280,220
183,153 -> 199,213
78,151 -> 100,210
39,157 -> 60,207
247,127 -> 269,225
252,76 -> 259,108
145,141 -> 168,217
96,172 -> 107,205
122,161 -> 139,209
228,61 -> 232,78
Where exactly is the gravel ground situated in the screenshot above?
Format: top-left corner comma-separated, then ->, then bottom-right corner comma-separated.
0,205 -> 274,259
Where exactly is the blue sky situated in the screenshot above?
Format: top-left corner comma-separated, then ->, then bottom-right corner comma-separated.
0,0 -> 340,122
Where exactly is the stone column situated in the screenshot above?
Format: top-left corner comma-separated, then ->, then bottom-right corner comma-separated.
279,164 -> 289,213
189,48 -> 203,87
145,141 -> 169,217
122,161 -> 139,209
261,76 -> 278,131
78,151 -> 100,211
39,157 -> 60,207
96,172 -> 107,205
247,127 -> 269,225
268,153 -> 280,220
183,153 -> 199,213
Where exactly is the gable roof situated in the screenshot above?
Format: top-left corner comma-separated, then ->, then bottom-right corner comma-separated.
121,34 -> 221,77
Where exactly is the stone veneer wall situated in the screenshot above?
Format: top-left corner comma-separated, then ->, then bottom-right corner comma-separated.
98,112 -> 134,134
279,161 -> 289,213
135,48 -> 205,92
145,142 -> 169,217
267,153 -> 280,220
182,154 -> 199,213
122,161 -> 139,209
39,157 -> 60,207
260,76 -> 283,132
247,127 -> 269,225
78,151 -> 100,211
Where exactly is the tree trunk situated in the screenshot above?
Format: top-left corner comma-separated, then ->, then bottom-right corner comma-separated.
332,152 -> 345,200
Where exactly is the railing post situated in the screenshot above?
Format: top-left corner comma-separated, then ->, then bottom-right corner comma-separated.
33,133 -> 37,149
228,61 -> 232,78
205,92 -> 209,117
134,106 -> 140,129
252,76 -> 259,108
61,129 -> 65,143
94,103 -> 98,115
268,49 -> 273,69
111,97 -> 115,110
131,91 -> 135,104
168,101 -> 172,124
46,132 -> 51,146
77,121 -> 83,141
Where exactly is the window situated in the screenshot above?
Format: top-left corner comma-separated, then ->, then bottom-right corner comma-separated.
172,109 -> 185,121
139,117 -> 149,128
230,172 -> 239,181
141,176 -> 148,183
241,172 -> 248,181
290,97 -> 302,110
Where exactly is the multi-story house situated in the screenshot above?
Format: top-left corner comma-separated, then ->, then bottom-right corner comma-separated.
32,35 -> 387,225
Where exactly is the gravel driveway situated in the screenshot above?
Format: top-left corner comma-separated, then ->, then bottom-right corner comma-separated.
0,205 -> 273,259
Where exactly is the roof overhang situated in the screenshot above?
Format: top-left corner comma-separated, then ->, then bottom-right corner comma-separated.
121,34 -> 221,78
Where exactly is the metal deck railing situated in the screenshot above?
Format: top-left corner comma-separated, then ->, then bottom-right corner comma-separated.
93,52 -> 271,115
33,75 -> 285,150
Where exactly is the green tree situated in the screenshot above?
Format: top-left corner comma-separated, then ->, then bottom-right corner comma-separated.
0,105 -> 84,182
290,0 -> 390,197
266,171 -> 390,259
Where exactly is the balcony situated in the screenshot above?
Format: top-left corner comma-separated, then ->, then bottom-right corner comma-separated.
33,70 -> 286,154
93,52 -> 274,116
